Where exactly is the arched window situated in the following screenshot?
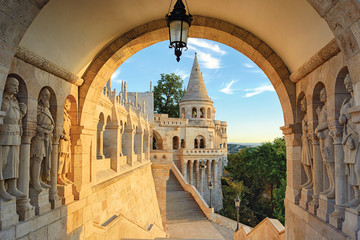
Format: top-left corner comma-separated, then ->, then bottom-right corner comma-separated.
181,139 -> 185,148
194,139 -> 198,148
200,138 -> 205,148
192,108 -> 197,118
153,136 -> 157,150
152,130 -> 163,150
173,136 -> 179,149
200,107 -> 205,118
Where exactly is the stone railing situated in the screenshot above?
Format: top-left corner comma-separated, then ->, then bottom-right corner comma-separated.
179,149 -> 224,155
234,217 -> 285,240
171,163 -> 214,219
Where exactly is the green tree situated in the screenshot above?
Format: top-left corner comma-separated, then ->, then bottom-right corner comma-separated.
153,73 -> 185,118
221,137 -> 287,227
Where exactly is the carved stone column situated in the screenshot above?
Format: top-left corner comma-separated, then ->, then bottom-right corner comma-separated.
17,128 -> 36,221
49,130 -> 61,209
182,160 -> 187,182
97,126 -> 105,159
309,133 -> 323,214
328,126 -> 346,228
280,124 -> 302,205
189,160 -> 193,185
195,161 -> 200,190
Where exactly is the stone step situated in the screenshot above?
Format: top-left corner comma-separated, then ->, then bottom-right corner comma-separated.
166,171 -> 207,222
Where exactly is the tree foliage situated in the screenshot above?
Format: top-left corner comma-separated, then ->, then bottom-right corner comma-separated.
220,137 -> 286,226
153,73 -> 185,118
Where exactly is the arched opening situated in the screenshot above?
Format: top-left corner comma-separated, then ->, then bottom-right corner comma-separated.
200,107 -> 205,118
181,139 -> 185,148
200,139 -> 205,149
103,115 -> 112,159
152,130 -> 163,150
192,107 -> 197,118
194,139 -> 199,149
173,136 -> 179,150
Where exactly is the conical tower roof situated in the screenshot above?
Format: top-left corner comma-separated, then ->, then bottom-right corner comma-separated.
180,53 -> 212,103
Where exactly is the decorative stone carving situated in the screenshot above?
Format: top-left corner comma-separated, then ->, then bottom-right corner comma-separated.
30,88 -> 54,193
58,98 -> 73,185
300,97 -> 313,190
0,77 -> 27,201
340,75 -> 360,211
315,88 -> 335,199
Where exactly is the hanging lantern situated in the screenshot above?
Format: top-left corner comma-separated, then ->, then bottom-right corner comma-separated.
166,0 -> 192,62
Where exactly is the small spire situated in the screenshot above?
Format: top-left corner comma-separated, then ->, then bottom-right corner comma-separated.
150,81 -> 152,93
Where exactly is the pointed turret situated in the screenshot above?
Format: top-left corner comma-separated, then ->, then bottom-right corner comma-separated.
180,53 -> 212,103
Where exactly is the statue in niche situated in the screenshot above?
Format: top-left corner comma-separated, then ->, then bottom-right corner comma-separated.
340,75 -> 360,210
58,98 -> 72,185
30,88 -> 54,193
300,97 -> 313,189
315,88 -> 335,198
0,77 -> 27,201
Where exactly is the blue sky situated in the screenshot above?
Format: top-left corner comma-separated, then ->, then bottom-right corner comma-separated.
111,38 -> 283,143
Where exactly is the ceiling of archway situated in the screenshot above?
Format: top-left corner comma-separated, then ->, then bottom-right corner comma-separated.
20,0 -> 334,76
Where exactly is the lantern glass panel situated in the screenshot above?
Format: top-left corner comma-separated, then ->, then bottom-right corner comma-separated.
169,20 -> 182,44
181,21 -> 189,44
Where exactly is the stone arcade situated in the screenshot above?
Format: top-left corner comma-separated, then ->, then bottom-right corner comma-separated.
1,1 -> 360,239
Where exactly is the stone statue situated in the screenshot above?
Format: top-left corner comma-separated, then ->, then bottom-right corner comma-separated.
300,97 -> 313,189
340,75 -> 360,210
58,98 -> 72,185
315,88 -> 335,199
30,88 -> 54,193
0,77 -> 27,201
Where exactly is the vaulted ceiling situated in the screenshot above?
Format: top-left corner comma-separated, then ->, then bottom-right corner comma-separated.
20,0 -> 334,76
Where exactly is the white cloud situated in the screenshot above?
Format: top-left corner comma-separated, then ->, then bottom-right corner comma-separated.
111,68 -> 121,80
112,79 -> 124,84
174,69 -> 189,80
188,45 -> 221,69
188,38 -> 226,55
243,62 -> 256,68
244,84 -> 275,97
220,80 -> 237,94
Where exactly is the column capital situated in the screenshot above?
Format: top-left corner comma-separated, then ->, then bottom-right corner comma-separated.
280,123 -> 301,135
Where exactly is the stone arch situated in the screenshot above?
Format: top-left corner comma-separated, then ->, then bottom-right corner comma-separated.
200,107 -> 205,118
80,16 -> 296,128
172,136 -> 179,150
181,139 -> 185,148
181,108 -> 185,119
192,107 -> 197,118
334,66 -> 351,119
152,130 -> 163,150
207,108 -> 211,119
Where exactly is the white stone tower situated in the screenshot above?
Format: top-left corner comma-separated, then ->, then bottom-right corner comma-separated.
179,53 -> 215,121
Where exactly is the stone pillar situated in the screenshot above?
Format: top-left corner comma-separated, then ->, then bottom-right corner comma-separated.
151,162 -> 172,227
207,160 -> 211,184
97,126 -> 105,159
50,130 -> 61,209
200,164 -> 205,196
124,127 -> 134,166
214,160 -> 218,185
189,161 -> 193,185
329,126 -> 346,228
182,160 -> 187,182
309,134 -> 323,214
17,128 -> 36,221
136,129 -> 144,163
281,124 -> 302,205
195,161 -> 200,190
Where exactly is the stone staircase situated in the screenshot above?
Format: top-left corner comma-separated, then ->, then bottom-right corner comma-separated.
166,171 -> 208,223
